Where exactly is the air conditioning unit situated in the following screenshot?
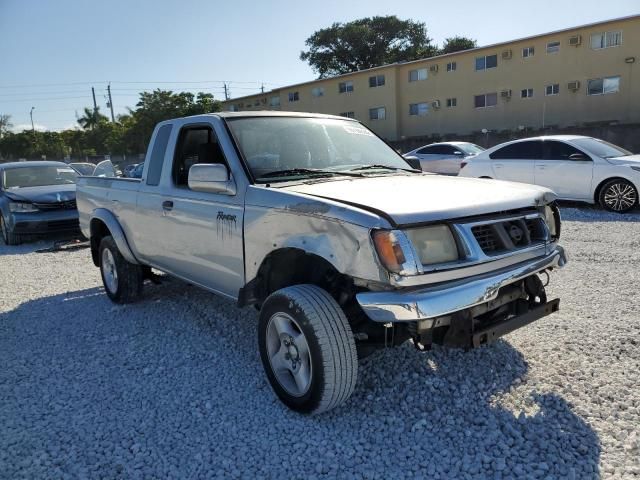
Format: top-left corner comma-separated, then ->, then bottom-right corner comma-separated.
569,35 -> 582,46
429,64 -> 439,73
431,100 -> 441,109
501,49 -> 512,59
567,80 -> 581,91
500,89 -> 512,99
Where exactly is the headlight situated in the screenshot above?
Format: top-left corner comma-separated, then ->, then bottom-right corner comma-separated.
544,204 -> 561,240
405,225 -> 459,265
9,202 -> 38,213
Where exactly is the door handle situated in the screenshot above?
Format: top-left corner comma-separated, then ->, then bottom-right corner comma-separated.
162,200 -> 174,211
537,166 -> 546,170
494,163 -> 504,168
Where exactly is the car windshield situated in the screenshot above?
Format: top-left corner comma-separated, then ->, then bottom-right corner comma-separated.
71,163 -> 95,176
2,165 -> 78,189
226,117 -> 413,182
571,138 -> 632,158
458,143 -> 485,155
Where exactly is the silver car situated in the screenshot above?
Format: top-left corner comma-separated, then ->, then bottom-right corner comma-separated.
404,142 -> 485,175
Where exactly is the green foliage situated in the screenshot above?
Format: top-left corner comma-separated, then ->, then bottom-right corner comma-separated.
0,90 -> 222,160
440,36 -> 478,55
300,16 -> 437,78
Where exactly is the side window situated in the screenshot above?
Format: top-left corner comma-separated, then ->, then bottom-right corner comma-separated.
545,141 -> 587,160
417,146 -> 435,154
146,124 -> 172,186
490,141 -> 543,160
172,125 -> 227,188
438,145 -> 459,155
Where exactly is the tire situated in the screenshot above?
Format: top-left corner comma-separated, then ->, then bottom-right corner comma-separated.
0,215 -> 21,245
258,285 -> 358,415
98,235 -> 143,303
598,179 -> 638,213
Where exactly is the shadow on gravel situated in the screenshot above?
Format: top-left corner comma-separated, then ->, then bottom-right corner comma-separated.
0,281 -> 601,479
0,232 -> 82,256
558,202 -> 640,223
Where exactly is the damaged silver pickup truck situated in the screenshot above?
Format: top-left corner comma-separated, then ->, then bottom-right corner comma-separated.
77,112 -> 566,414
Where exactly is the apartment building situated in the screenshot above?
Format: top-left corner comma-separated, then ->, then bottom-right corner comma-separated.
222,15 -> 640,141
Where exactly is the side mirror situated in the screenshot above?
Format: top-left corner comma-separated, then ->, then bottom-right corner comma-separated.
403,156 -> 422,171
568,153 -> 589,161
188,164 -> 236,195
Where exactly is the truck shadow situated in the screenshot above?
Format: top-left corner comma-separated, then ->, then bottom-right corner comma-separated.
0,281 -> 601,479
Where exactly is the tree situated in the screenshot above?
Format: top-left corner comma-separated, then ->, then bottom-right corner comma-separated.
440,36 -> 477,55
300,16 -> 437,78
77,107 -> 109,130
0,114 -> 12,138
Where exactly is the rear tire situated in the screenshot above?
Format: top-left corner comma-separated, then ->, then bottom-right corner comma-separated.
99,235 -> 143,303
598,179 -> 638,213
0,215 -> 21,245
258,285 -> 358,415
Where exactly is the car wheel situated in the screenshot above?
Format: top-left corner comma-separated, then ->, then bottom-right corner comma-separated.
258,284 -> 358,415
599,179 -> 638,213
0,215 -> 21,245
99,235 -> 143,303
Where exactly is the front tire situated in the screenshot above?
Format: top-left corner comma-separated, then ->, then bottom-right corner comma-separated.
258,285 -> 358,415
599,179 -> 638,213
0,215 -> 21,245
99,235 -> 143,303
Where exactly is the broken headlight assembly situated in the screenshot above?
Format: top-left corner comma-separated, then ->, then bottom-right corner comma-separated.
543,203 -> 561,240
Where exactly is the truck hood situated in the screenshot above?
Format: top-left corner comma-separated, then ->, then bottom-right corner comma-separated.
3,184 -> 76,204
283,174 -> 556,225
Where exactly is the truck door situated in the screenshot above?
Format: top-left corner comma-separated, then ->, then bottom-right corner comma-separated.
137,121 -> 245,298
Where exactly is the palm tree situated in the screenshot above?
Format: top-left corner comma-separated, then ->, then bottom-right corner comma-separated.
0,114 -> 12,138
77,107 -> 108,130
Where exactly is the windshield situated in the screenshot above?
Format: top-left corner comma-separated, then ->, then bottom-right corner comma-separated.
458,143 -> 485,155
71,163 -> 95,176
226,117 -> 413,182
571,138 -> 632,158
2,166 -> 78,189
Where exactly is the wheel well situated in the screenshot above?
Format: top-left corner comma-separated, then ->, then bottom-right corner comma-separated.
239,248 -> 355,308
593,177 -> 636,204
89,218 -> 111,266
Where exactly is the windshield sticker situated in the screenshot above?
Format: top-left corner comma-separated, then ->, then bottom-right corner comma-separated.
343,126 -> 374,136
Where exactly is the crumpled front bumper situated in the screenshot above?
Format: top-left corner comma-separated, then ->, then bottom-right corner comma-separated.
356,247 -> 567,322
9,209 -> 79,235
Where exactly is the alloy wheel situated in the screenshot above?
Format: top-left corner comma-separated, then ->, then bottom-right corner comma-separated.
101,247 -> 119,294
603,182 -> 637,212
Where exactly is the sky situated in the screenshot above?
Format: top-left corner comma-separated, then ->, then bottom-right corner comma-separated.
1,0 -> 638,132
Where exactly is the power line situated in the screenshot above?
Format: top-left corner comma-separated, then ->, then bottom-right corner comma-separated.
0,80 -> 281,89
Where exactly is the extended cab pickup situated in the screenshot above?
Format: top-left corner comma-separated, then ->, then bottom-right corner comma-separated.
77,112 -> 567,414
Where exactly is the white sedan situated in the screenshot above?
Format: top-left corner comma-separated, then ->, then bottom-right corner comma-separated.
403,142 -> 485,175
459,135 -> 640,213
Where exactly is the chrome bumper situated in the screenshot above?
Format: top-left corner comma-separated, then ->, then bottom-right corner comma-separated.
356,247 -> 567,322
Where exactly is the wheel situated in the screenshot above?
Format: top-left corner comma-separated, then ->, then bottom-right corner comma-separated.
0,215 -> 21,245
599,179 -> 638,213
258,285 -> 358,415
99,235 -> 143,303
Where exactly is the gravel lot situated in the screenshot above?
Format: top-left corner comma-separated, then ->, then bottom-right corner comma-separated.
1,206 -> 639,479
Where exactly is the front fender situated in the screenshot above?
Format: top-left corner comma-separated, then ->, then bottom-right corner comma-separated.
90,208 -> 139,265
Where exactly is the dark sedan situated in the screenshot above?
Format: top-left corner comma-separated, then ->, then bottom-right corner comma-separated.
0,161 -> 80,245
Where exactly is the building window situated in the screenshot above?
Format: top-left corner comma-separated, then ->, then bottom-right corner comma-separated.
311,87 -> 325,97
369,107 -> 386,120
409,102 -> 429,116
269,96 -> 280,107
408,68 -> 428,82
546,41 -> 560,53
474,92 -> 498,108
587,76 -> 620,95
545,84 -> 560,96
288,92 -> 299,102
446,62 -> 457,72
369,75 -> 385,87
591,31 -> 622,50
446,98 -> 457,107
475,54 -> 498,71
339,81 -> 354,94
522,47 -> 535,58
340,112 -> 355,119
521,88 -> 534,98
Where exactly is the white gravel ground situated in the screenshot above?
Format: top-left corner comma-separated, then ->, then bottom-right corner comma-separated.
1,206 -> 639,479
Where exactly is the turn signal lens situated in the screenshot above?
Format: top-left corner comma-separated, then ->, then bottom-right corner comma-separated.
372,230 -> 406,273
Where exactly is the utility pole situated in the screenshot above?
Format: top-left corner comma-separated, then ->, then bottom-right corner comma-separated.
107,83 -> 115,122
260,83 -> 265,93
30,106 -> 35,134
91,87 -> 98,115
223,83 -> 229,101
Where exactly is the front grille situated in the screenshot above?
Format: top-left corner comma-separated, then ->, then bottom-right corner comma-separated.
34,200 -> 77,211
472,217 -> 546,256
